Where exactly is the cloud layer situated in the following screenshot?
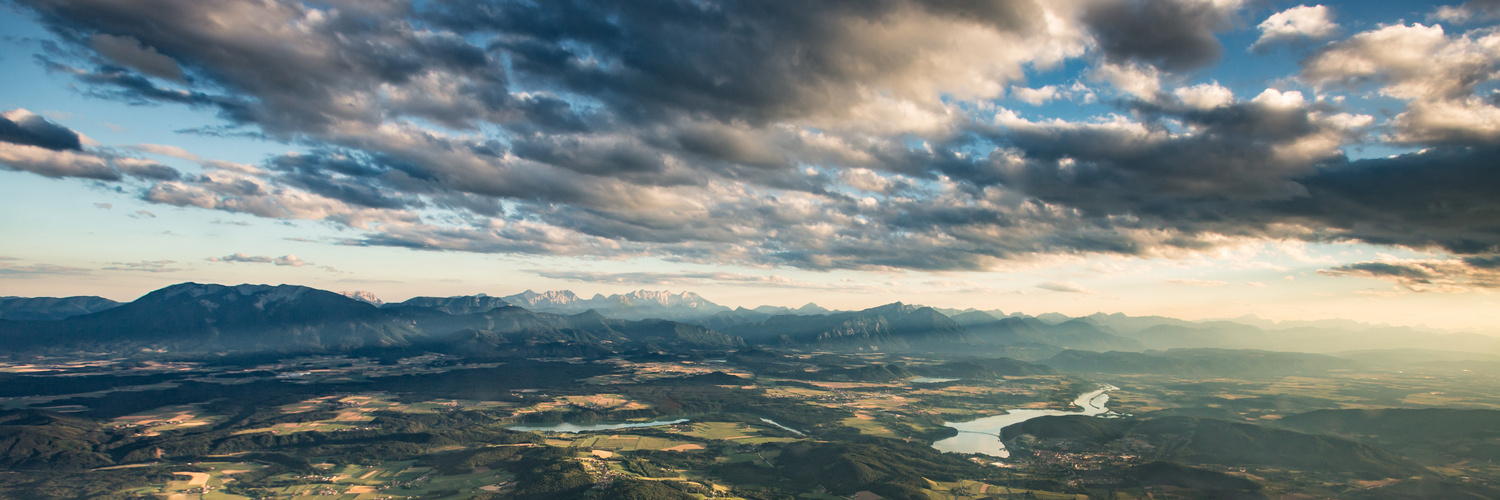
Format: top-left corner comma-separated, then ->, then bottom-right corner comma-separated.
5,0 -> 1499,279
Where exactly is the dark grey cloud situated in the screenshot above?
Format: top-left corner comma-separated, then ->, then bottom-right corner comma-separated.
115,160 -> 181,181
1282,145 -> 1500,255
0,110 -> 121,181
268,151 -> 420,210
978,92 -> 1353,215
1321,256 -> 1500,292
1326,262 -> 1434,281
89,34 -> 182,81
0,109 -> 82,151
435,0 -> 1049,124
1081,0 -> 1239,72
22,0 -> 511,135
1466,256 -> 1500,269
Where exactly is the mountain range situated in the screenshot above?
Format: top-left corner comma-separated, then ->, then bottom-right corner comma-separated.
2,282 -> 1497,359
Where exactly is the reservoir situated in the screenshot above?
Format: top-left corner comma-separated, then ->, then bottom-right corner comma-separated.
931,385 -> 1117,458
508,418 -> 689,433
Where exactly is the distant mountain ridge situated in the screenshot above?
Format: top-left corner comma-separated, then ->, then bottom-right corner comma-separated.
0,296 -> 120,321
4,283 -> 1497,358
0,283 -> 418,352
384,294 -> 512,315
496,289 -> 731,321
0,283 -> 741,355
722,302 -> 977,351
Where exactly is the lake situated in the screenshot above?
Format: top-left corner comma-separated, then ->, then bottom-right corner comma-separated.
930,384 -> 1117,458
507,418 -> 690,433
909,377 -> 961,383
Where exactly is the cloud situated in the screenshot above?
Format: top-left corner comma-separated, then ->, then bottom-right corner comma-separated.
90,34 -> 183,81
1037,281 -> 1094,293
1320,256 -> 1500,292
1166,279 -> 1229,287
1081,0 -> 1244,71
1172,82 -> 1235,109
531,269 -> 815,287
1090,62 -> 1162,99
0,109 -> 83,151
0,109 -> 181,181
1252,5 -> 1338,51
1010,85 -> 1061,105
6,0 -> 1499,279
114,158 -> 180,181
1431,0 -> 1500,24
0,261 -> 91,277
103,260 -> 180,273
986,88 -> 1362,205
208,253 -> 309,267
0,141 -> 119,180
128,143 -> 198,160
274,255 -> 307,267
1301,23 -> 1500,145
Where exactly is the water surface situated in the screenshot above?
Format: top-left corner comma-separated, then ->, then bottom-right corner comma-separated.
508,418 -> 690,433
759,417 -> 806,436
930,385 -> 1116,458
909,377 -> 960,383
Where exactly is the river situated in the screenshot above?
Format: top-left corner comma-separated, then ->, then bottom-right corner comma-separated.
507,418 -> 690,433
930,384 -> 1117,458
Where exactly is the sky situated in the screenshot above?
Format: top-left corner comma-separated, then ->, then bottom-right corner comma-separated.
2,0 -> 1499,331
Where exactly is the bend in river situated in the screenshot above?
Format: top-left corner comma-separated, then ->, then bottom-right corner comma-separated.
931,384 -> 1117,459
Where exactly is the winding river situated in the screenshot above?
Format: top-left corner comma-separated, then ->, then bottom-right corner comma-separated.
931,384 -> 1117,458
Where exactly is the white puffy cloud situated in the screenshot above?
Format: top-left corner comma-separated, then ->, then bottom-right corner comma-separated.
1252,5 -> 1338,50
1010,85 -> 1061,105
1090,62 -> 1162,99
1173,82 -> 1236,109
1302,23 -> 1500,144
